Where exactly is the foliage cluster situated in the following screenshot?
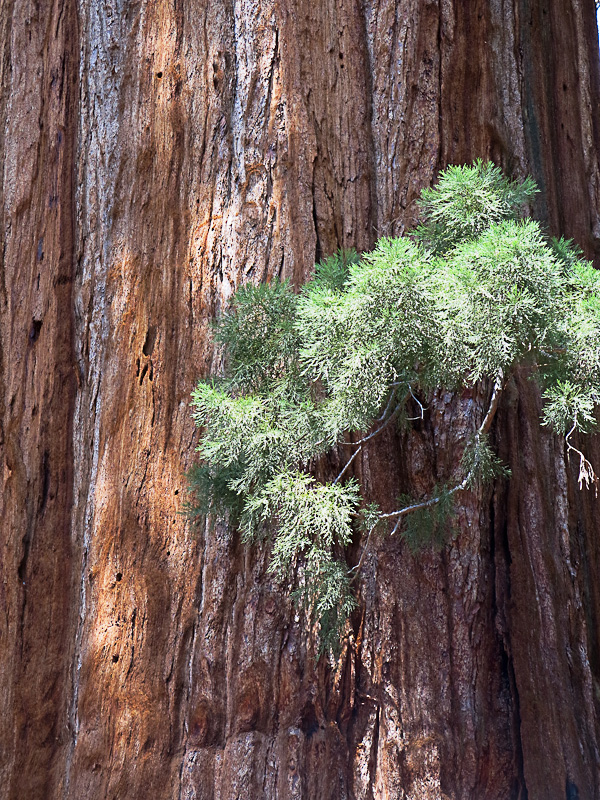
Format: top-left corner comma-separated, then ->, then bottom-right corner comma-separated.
190,162 -> 600,655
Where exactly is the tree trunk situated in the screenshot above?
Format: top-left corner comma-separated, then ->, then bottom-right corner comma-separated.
2,0 -> 600,798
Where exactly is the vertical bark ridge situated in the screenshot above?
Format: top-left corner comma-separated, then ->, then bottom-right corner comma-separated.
494,373 -> 600,798
0,0 -> 79,797
517,0 -> 600,262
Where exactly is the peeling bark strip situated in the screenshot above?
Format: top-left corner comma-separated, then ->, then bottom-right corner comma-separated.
1,1 -> 600,799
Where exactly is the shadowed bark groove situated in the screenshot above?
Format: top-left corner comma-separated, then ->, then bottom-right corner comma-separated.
1,0 -> 600,798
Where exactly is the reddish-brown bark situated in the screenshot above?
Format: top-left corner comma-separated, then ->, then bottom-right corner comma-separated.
1,0 -> 600,798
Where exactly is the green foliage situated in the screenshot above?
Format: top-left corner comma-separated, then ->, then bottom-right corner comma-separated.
414,160 -> 538,254
214,280 -> 301,395
399,487 -> 455,554
190,161 -> 600,656
185,462 -> 245,521
293,558 -> 357,659
461,433 -> 511,488
305,248 -> 359,293
239,472 -> 359,557
542,381 -> 598,435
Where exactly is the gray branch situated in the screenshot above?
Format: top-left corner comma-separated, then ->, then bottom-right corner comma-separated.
381,371 -> 504,530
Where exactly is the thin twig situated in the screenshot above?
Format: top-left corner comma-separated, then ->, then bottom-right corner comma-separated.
333,407 -> 399,484
354,403 -> 403,446
333,445 -> 363,485
349,374 -> 505,579
334,392 -> 406,485
407,385 -> 427,420
381,371 -> 504,528
347,375 -> 505,581
479,371 -> 504,435
379,477 -> 468,522
334,394 -> 406,485
377,386 -> 399,423
565,422 -> 599,495
348,521 -> 377,580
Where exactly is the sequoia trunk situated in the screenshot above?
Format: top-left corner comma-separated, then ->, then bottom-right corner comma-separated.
1,1 -> 600,798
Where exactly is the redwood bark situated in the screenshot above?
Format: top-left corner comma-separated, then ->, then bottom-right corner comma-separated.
1,1 -> 600,798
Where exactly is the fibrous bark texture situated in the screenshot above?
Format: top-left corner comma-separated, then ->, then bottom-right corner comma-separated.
1,0 -> 600,798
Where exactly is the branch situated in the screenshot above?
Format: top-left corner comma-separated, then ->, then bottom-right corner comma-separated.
406,384 -> 427,421
353,402 -> 403,446
333,444 -> 362,485
566,423 -> 599,496
295,390 -> 399,471
381,371 -> 504,530
479,371 -> 503,435
377,385 -> 400,422
333,408 -> 399,484
333,390 -> 405,485
348,374 -> 505,576
348,520 -> 377,581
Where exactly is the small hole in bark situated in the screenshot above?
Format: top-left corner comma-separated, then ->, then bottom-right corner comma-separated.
166,551 -> 171,556
116,572 -> 122,582
566,778 -> 580,800
563,83 -> 568,92
300,703 -> 319,737
112,654 -> 119,663
29,319 -> 42,342
156,71 -> 162,78
143,325 -> 157,357
174,489 -> 179,495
